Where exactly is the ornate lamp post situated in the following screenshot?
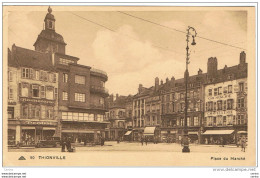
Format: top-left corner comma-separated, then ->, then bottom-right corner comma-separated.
182,26 -> 197,153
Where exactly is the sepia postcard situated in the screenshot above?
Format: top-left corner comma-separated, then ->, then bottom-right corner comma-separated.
2,5 -> 256,167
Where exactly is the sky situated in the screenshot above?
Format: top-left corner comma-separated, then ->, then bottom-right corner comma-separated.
7,7 -> 247,96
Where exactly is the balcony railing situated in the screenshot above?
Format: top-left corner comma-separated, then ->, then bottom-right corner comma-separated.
90,85 -> 109,96
90,68 -> 108,80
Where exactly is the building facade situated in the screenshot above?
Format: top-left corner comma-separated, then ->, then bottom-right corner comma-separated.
160,70 -> 205,143
202,52 -> 248,145
8,45 -> 59,146
7,7 -> 109,146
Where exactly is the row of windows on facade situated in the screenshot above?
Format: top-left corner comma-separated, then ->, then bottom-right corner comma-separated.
62,91 -> 104,104
19,104 -> 55,119
146,104 -> 160,111
204,115 -> 246,126
208,83 -> 245,97
160,114 -> 247,128
205,98 -> 245,111
8,83 -> 57,100
62,73 -> 105,87
19,68 -> 57,83
146,115 -> 160,126
110,121 -> 125,128
161,90 -> 200,103
109,110 -> 125,118
161,102 -> 202,113
162,116 -> 200,127
61,112 -> 105,122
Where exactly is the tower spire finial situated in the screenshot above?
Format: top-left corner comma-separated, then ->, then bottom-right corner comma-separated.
48,6 -> 52,14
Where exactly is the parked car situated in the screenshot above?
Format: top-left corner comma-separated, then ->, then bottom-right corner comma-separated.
36,137 -> 61,148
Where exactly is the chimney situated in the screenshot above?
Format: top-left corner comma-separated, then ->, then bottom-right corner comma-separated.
138,84 -> 143,94
207,57 -> 218,77
160,80 -> 163,85
116,93 -> 119,100
240,51 -> 246,64
170,76 -> 175,87
198,68 -> 202,75
166,77 -> 169,83
155,77 -> 159,91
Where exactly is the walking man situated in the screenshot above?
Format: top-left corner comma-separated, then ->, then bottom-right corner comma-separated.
241,136 -> 246,152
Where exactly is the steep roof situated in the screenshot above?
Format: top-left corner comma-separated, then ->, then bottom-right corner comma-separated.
9,44 -> 56,72
33,29 -> 66,46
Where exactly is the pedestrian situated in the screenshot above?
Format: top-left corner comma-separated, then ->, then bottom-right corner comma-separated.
141,136 -> 144,146
145,136 -> 148,145
241,136 -> 246,152
117,137 -> 120,144
220,137 -> 224,147
66,137 -> 72,152
61,137 -> 66,152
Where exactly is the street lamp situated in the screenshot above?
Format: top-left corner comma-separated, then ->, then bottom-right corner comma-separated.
182,26 -> 197,153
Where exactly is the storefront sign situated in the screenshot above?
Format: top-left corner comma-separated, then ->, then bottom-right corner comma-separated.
205,110 -> 234,116
207,94 -> 232,100
21,120 -> 57,126
19,97 -> 55,105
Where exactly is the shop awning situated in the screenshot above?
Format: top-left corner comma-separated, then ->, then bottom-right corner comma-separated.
124,131 -> 132,136
62,130 -> 94,133
43,127 -> 56,131
22,126 -> 35,130
202,130 -> 234,135
237,131 -> 247,134
143,127 -> 156,135
189,132 -> 198,135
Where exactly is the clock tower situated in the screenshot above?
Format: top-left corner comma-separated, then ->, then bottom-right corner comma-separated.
34,6 -> 67,54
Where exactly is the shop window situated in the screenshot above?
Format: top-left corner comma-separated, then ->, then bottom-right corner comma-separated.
32,85 -> 40,98
75,93 -> 85,102
46,86 -> 54,100
62,92 -> 68,101
75,75 -> 85,85
63,73 -> 68,83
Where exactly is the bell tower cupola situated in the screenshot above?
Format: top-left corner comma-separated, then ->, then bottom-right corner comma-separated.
45,6 -> 55,31
33,6 -> 66,54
